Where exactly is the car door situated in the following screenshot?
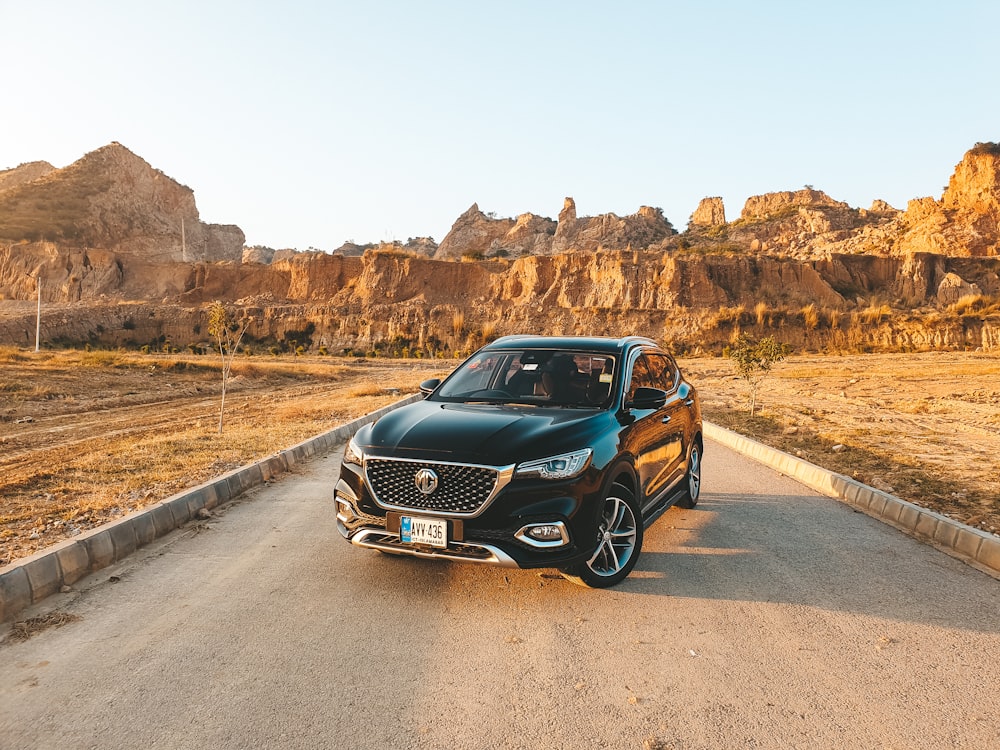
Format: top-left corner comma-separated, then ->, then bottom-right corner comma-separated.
644,352 -> 692,496
621,351 -> 675,510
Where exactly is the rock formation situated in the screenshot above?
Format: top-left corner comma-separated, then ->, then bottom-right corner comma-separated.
2,142 -> 999,355
690,197 -> 726,227
434,198 -> 676,258
551,200 -> 676,254
434,204 -> 552,259
0,143 -> 244,261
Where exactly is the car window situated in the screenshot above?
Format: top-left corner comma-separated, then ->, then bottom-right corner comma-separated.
626,355 -> 654,402
436,349 -> 616,407
644,353 -> 677,392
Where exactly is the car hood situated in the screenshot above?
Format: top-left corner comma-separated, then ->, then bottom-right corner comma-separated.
359,399 -> 608,465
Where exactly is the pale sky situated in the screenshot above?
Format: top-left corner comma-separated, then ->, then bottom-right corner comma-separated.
2,1 -> 997,250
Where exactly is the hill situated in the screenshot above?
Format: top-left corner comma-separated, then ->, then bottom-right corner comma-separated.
0,142 -> 998,355
0,143 -> 244,261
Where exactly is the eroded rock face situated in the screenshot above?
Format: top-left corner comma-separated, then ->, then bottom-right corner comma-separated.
740,189 -> 848,221
3,142 -> 1000,354
6,247 -> 1000,354
551,200 -> 676,253
435,204 -> 518,258
937,272 -> 983,304
943,144 -> 1000,216
435,197 -> 674,258
0,142 -> 244,262
690,197 -> 726,227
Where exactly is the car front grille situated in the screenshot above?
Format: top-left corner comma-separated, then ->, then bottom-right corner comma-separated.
364,458 -> 512,516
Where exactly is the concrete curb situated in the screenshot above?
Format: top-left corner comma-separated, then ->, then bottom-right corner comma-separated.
0,393 -> 422,624
704,422 -> 1000,579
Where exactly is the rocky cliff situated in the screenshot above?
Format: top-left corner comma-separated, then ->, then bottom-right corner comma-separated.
433,198 -> 675,259
0,143 -> 244,261
1,142 -> 999,354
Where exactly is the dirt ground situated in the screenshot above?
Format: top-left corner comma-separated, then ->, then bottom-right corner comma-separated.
681,351 -> 1000,536
1,349 -> 998,567
0,350 -> 450,566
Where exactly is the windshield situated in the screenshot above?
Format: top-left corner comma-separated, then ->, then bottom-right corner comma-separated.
434,349 -> 617,407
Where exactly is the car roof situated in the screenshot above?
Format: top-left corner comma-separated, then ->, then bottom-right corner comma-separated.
483,335 -> 659,355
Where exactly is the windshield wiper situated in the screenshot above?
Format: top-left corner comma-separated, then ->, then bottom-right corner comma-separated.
462,398 -> 539,406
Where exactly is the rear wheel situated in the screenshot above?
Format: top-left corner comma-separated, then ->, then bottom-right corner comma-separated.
562,481 -> 643,588
676,441 -> 702,509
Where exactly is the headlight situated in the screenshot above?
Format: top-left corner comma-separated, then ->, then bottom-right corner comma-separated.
515,448 -> 592,480
343,435 -> 363,466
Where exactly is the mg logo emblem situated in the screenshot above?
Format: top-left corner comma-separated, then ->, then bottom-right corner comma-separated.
414,468 -> 439,495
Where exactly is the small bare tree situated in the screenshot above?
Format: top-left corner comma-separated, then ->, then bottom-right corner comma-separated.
725,334 -> 791,416
207,301 -> 251,434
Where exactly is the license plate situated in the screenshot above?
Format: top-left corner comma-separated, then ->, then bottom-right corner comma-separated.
400,515 -> 448,548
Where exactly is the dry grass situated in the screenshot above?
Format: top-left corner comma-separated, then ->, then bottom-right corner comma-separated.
3,348 -> 998,569
6,611 -> 82,643
801,303 -> 819,330
754,301 -> 769,327
949,294 -> 1000,317
681,352 -> 1000,536
0,350 -> 450,564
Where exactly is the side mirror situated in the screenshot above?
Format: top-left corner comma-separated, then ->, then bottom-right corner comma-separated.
419,378 -> 441,397
678,382 -> 691,400
626,386 -> 667,410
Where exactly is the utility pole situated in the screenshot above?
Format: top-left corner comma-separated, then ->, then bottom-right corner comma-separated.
35,275 -> 41,353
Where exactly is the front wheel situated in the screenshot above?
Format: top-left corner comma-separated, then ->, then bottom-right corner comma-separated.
676,441 -> 702,509
562,481 -> 643,588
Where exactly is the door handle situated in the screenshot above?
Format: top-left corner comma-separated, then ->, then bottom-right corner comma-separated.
661,416 -> 671,424
685,399 -> 694,406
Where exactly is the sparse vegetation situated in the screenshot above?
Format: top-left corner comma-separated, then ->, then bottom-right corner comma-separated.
949,294 -> 1000,317
207,301 -> 252,434
970,141 -> 1000,156
0,350 -> 452,565
801,303 -> 819,330
725,334 -> 792,415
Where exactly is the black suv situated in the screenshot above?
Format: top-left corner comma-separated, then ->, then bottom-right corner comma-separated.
335,335 -> 702,587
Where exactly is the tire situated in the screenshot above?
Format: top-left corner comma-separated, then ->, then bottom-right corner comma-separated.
676,440 -> 702,509
562,481 -> 643,588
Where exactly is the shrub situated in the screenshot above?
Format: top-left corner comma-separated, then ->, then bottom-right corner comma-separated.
755,302 -> 770,327
970,142 -> 1000,156
802,303 -> 819,330
724,334 -> 792,415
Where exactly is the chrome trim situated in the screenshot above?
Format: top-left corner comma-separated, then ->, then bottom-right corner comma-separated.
349,528 -> 520,568
362,455 -> 516,518
514,521 -> 571,548
335,497 -> 355,525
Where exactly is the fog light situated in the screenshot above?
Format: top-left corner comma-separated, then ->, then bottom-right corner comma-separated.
335,495 -> 357,524
529,525 -> 563,541
515,521 -> 570,548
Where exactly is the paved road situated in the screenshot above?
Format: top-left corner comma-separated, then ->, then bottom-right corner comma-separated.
2,440 -> 998,750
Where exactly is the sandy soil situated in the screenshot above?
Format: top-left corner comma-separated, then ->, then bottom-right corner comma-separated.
0,351 -> 449,565
681,351 -> 1000,535
1,350 -> 998,567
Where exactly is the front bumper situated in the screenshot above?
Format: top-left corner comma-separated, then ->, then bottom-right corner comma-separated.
335,461 -> 600,570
